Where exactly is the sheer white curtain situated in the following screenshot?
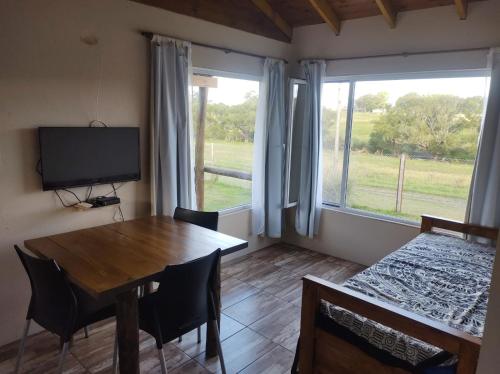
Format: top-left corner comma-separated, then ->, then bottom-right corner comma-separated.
150,35 -> 195,216
468,48 -> 500,228
252,58 -> 286,237
295,60 -> 325,238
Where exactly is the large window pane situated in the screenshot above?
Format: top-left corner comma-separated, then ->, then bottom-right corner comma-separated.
346,76 -> 488,221
203,173 -> 252,212
322,82 -> 350,204
191,75 -> 259,211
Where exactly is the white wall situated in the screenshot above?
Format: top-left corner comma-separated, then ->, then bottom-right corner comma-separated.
0,0 -> 289,347
285,208 -> 420,266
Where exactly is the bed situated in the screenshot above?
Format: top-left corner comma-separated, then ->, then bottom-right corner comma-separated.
296,215 -> 499,374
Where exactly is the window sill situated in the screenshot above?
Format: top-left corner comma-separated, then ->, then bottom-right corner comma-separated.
218,202 -> 421,228
217,204 -> 251,216
321,204 -> 420,228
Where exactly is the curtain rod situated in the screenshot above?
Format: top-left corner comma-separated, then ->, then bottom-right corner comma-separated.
141,31 -> 288,64
298,46 -> 490,63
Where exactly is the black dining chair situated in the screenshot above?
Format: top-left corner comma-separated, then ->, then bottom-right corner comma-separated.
173,207 -> 219,231
173,206 -> 219,344
136,249 -> 226,374
14,245 -> 117,374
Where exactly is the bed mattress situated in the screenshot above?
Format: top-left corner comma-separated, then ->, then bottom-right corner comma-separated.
320,232 -> 496,371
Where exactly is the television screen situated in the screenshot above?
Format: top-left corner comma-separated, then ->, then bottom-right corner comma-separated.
39,127 -> 141,190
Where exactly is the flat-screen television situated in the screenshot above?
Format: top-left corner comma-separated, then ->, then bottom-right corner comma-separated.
39,127 -> 141,190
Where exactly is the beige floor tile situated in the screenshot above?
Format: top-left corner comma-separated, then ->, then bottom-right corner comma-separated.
195,328 -> 276,374
238,345 -> 295,374
223,292 -> 282,326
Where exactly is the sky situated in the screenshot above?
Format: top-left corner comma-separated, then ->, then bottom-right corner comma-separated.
323,76 -> 490,109
193,76 -> 259,105
193,75 -> 490,109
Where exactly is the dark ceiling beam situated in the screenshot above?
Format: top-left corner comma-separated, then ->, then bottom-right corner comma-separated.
251,0 -> 293,41
374,0 -> 397,28
454,0 -> 468,19
307,0 -> 341,35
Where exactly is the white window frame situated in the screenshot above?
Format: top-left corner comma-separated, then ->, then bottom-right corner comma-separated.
193,67 -> 261,83
321,68 -> 490,225
191,67 -> 261,214
284,78 -> 306,208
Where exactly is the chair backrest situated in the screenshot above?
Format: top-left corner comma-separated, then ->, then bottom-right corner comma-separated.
15,245 -> 77,338
152,249 -> 221,343
173,207 -> 219,231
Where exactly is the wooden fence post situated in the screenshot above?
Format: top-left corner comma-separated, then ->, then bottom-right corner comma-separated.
396,153 -> 407,213
195,87 -> 208,210
192,74 -> 218,211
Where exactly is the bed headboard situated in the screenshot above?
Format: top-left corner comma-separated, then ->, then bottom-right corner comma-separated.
421,215 -> 499,241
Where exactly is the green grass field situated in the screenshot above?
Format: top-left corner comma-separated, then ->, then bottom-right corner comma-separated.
200,112 -> 474,222
352,112 -> 376,144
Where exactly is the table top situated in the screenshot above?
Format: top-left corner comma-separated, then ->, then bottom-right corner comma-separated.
24,215 -> 248,298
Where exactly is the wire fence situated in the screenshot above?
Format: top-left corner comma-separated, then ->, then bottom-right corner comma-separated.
323,150 -> 474,221
200,141 -> 475,220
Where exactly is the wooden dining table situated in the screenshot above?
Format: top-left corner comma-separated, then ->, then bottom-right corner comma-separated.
24,215 -> 248,374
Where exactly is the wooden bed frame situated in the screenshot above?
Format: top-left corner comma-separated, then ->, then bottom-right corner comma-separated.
298,215 -> 499,374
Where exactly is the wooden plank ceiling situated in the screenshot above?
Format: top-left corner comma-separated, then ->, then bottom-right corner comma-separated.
132,0 -> 483,42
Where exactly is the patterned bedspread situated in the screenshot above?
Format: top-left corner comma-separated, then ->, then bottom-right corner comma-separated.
321,232 -> 496,368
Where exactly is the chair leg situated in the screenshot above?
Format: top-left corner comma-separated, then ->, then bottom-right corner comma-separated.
57,342 -> 69,374
112,326 -> 118,374
212,320 -> 226,374
14,319 -> 31,374
158,346 -> 168,374
178,336 -> 182,343
84,326 -> 89,338
197,326 -> 202,344
208,291 -> 226,374
291,338 -> 300,374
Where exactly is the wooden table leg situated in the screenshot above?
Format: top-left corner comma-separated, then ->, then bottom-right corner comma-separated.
116,288 -> 139,374
206,257 -> 221,358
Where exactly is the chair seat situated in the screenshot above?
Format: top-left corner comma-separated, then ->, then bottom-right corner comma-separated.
71,285 -> 116,333
138,293 -> 208,344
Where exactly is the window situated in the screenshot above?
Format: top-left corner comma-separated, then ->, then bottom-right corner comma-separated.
321,74 -> 489,222
321,82 -> 350,205
191,72 -> 259,212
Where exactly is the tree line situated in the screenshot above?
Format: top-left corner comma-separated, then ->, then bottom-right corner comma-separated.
195,90 -> 483,161
193,92 -> 257,143
324,92 -> 483,160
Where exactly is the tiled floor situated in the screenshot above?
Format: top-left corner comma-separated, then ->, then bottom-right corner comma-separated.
0,243 -> 365,374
